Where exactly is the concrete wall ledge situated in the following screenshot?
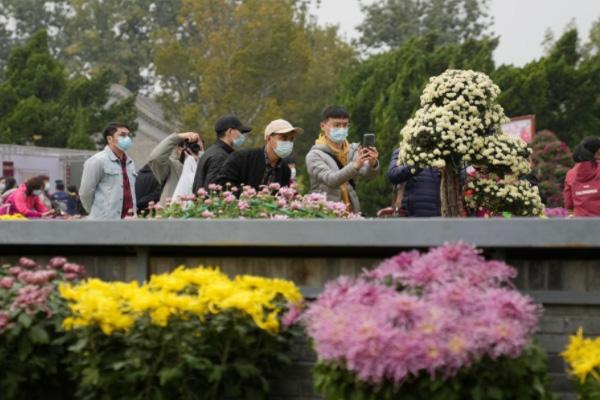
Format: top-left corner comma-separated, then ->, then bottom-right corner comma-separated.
1,218 -> 600,248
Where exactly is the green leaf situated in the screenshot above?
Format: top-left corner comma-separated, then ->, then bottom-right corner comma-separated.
159,367 -> 182,386
68,336 -> 89,352
17,313 -> 32,328
29,325 -> 50,344
233,361 -> 260,379
81,367 -> 100,386
208,365 -> 225,383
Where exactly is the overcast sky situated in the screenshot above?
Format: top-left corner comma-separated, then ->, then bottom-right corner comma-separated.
311,0 -> 599,66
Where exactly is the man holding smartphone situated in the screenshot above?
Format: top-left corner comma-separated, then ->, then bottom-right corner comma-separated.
306,106 -> 379,214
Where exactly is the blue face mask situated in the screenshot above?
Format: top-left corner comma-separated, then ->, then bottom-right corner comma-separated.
33,189 -> 42,196
233,133 -> 246,149
330,127 -> 348,143
116,136 -> 133,151
274,140 -> 294,158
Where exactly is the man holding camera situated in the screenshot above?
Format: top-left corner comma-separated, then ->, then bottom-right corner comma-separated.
306,106 -> 379,214
148,131 -> 203,206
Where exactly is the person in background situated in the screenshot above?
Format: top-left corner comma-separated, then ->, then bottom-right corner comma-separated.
80,122 -> 137,219
66,185 -> 86,216
217,119 -> 301,190
147,131 -> 202,206
0,175 -> 51,218
386,148 -> 441,217
306,106 -> 379,214
0,176 -> 17,204
50,181 -> 69,213
38,175 -> 52,210
563,137 -> 600,217
192,115 -> 252,193
135,163 -> 162,215
172,140 -> 205,201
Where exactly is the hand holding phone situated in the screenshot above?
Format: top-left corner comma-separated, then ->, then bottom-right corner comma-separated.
362,133 -> 375,149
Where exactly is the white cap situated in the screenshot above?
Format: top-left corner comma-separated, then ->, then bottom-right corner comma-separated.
264,119 -> 304,140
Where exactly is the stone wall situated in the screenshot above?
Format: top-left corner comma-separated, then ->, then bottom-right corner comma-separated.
2,219 -> 600,399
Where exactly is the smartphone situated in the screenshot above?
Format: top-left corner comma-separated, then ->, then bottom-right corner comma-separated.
362,133 -> 375,148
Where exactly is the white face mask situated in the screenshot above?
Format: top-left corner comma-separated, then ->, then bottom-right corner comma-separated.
44,182 -> 50,191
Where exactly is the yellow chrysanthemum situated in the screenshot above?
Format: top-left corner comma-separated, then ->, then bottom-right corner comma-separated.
562,328 -> 600,383
60,267 -> 303,335
0,214 -> 27,220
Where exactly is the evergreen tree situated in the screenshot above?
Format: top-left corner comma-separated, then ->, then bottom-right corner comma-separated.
67,106 -> 94,150
0,30 -> 137,148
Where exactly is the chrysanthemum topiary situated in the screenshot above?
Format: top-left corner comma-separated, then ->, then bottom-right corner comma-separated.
399,69 -> 543,217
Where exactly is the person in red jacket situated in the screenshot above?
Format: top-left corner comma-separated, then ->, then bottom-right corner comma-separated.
0,175 -> 52,218
564,137 -> 600,217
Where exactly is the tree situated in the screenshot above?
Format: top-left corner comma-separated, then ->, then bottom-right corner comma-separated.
494,29 -> 600,147
582,16 -> 600,59
531,130 -> 573,208
0,0 -> 70,71
0,30 -> 137,148
336,34 -> 497,215
153,0 -> 354,152
67,106 -> 94,149
58,0 -> 182,91
357,0 -> 493,50
0,0 -> 181,91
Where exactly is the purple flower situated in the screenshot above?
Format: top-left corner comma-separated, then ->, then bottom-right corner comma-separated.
18,257 -> 37,269
201,210 -> 215,219
282,303 -> 303,328
11,285 -> 53,315
238,201 -> 250,212
0,311 -> 10,332
18,270 -> 57,285
224,194 -> 236,204
49,257 -> 67,269
276,199 -> 287,208
197,188 -> 208,197
0,277 -> 14,289
268,183 -> 281,191
62,263 -> 86,279
304,243 -> 539,386
545,208 -> 569,218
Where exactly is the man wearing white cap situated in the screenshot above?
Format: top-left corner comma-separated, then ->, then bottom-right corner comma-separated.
217,119 -> 303,190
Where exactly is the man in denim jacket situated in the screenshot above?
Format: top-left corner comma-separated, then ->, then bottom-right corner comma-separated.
80,122 -> 137,219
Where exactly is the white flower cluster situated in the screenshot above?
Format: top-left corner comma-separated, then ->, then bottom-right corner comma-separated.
465,177 -> 544,216
472,134 -> 532,176
399,69 -> 509,170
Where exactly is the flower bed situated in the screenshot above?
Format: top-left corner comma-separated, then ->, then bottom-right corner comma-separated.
304,243 -> 555,399
1,258 -> 304,400
60,267 -> 304,399
150,183 -> 361,219
0,257 -> 85,399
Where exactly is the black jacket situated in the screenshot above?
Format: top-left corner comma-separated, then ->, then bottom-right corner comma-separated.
135,164 -> 162,213
192,140 -> 234,193
217,147 -> 291,190
387,149 -> 441,217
